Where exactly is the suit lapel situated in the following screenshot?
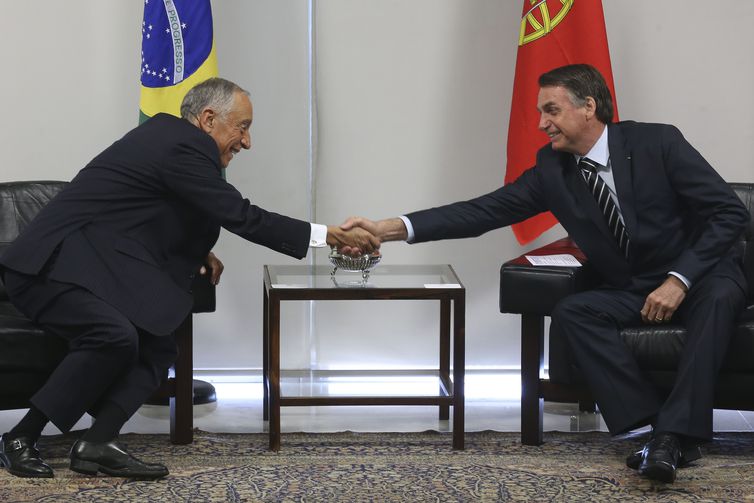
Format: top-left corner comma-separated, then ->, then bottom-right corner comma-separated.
607,124 -> 638,252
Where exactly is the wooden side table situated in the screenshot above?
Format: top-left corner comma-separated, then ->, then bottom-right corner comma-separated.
263,264 -> 465,450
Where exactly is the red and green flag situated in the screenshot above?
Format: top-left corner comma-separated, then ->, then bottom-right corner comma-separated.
506,0 -> 619,244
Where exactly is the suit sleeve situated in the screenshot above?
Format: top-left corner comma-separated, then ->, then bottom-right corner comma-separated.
158,134 -> 311,259
405,166 -> 548,243
662,125 -> 749,283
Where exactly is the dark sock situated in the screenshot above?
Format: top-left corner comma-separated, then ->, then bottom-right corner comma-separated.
8,405 -> 49,443
82,401 -> 129,443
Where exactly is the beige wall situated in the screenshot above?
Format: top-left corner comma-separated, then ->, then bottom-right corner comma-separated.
1,1 -> 752,371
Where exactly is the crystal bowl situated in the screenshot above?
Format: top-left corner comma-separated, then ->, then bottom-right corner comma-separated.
328,248 -> 381,277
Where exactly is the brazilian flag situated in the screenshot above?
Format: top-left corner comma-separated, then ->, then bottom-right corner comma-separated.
139,0 -> 218,124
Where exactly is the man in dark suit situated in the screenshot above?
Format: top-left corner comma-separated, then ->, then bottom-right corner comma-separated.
0,78 -> 378,479
341,64 -> 749,483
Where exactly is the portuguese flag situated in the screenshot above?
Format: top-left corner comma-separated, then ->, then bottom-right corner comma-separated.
506,0 -> 619,244
139,0 -> 218,124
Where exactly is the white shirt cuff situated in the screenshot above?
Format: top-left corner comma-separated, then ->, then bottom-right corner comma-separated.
399,215 -> 415,243
309,223 -> 328,247
668,271 -> 691,290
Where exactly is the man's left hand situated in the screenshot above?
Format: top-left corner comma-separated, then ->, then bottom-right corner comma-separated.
640,275 -> 687,324
200,251 -> 224,285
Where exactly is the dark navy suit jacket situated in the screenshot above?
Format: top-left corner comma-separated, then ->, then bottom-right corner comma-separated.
407,121 -> 749,294
0,114 -> 311,335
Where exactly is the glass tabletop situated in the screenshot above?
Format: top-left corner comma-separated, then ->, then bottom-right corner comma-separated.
279,370 -> 452,398
265,264 -> 463,290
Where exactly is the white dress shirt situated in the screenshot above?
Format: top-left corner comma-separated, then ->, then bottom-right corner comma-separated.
309,223 -> 328,247
576,126 -> 623,214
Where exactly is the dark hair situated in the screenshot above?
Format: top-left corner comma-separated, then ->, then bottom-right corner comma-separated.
538,64 -> 614,123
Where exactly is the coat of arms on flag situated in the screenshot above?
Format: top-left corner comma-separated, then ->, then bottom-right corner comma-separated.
506,0 -> 619,244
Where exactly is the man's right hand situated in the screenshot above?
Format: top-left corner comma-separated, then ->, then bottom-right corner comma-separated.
337,217 -> 408,256
326,225 -> 380,256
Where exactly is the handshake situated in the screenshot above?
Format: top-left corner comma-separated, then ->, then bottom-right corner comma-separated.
325,217 -> 409,257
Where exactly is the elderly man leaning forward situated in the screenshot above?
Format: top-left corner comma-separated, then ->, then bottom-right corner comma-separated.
0,78 -> 378,479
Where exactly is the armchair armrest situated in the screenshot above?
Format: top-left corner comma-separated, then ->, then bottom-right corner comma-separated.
168,267 -> 215,444
500,237 -> 597,445
191,269 -> 216,313
499,237 -> 596,316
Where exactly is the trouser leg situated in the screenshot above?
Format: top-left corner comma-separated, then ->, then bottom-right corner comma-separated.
552,289 -> 662,434
99,331 -> 178,420
4,270 -> 175,433
83,332 -> 177,442
654,275 -> 745,441
30,290 -> 139,432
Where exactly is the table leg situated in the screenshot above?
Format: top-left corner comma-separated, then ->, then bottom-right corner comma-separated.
439,298 -> 450,420
263,284 -> 269,421
452,293 -> 465,450
269,293 -> 281,451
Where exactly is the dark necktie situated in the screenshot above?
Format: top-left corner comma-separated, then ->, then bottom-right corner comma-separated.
579,157 -> 630,258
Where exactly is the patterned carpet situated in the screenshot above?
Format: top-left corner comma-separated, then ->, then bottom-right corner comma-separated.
1,430 -> 753,502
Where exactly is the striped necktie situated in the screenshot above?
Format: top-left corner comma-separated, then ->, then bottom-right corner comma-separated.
579,157 -> 630,258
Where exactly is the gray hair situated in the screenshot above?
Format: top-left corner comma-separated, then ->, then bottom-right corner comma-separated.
180,77 -> 249,121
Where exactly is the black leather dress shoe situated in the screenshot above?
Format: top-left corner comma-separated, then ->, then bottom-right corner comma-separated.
0,434 -> 54,478
626,442 -> 701,470
637,432 -> 682,483
70,439 -> 168,479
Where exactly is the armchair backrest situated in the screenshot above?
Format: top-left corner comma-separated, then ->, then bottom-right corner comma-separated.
0,181 -> 68,300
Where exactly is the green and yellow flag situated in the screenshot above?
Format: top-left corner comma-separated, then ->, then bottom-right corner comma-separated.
139,0 -> 218,123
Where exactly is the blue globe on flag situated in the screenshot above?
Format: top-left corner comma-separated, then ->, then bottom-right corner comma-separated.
139,0 -> 218,122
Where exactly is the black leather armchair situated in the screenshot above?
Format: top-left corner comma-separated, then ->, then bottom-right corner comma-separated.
0,181 -> 215,444
500,182 -> 754,446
